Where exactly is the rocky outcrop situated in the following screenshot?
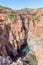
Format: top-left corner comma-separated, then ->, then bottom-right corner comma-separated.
0,7 -> 43,65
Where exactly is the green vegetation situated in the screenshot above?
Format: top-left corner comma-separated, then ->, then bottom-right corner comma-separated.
32,14 -> 36,20
0,6 -> 15,14
25,53 -> 38,65
7,13 -> 16,18
0,5 -> 12,10
32,13 -> 40,22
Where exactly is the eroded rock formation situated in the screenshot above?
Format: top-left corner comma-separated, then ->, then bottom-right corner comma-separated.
0,7 -> 43,65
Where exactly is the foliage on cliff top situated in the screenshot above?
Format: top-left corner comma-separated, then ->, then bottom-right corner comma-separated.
7,13 -> 16,18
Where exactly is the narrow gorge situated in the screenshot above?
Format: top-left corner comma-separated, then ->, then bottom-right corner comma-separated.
0,6 -> 43,65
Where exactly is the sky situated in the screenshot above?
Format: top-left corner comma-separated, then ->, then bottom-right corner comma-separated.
0,0 -> 43,10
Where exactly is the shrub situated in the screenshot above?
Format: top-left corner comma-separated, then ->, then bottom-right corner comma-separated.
25,53 -> 38,65
7,13 -> 16,18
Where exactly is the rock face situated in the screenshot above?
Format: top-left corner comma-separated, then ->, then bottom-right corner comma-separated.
0,56 -> 11,65
0,7 -> 43,65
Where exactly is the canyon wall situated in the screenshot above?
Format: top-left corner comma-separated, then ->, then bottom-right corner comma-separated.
0,7 -> 43,65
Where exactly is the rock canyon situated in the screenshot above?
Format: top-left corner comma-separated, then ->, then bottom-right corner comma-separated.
0,7 -> 43,65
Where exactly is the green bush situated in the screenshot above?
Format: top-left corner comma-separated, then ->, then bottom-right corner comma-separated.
7,13 -> 16,18
25,53 -> 38,65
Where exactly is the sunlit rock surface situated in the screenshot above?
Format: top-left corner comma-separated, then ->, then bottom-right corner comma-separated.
0,7 -> 43,65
